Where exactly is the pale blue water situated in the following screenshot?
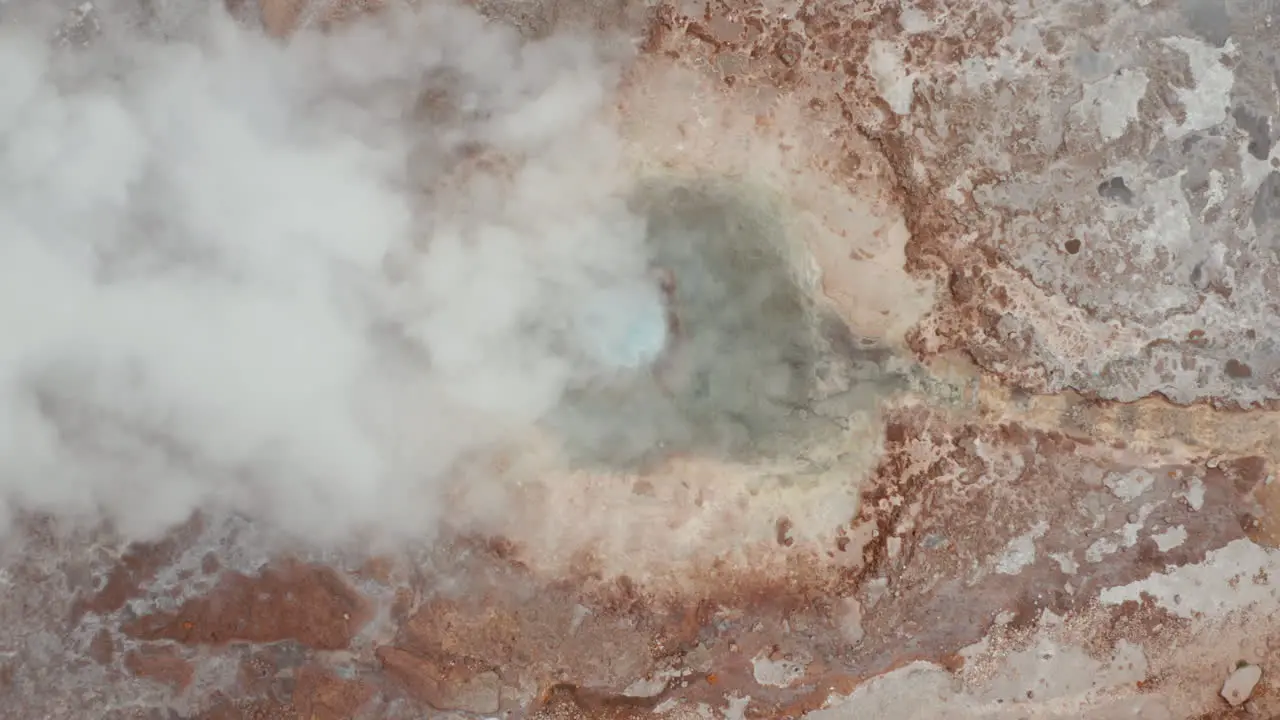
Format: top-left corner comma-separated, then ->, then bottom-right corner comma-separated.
576,282 -> 669,370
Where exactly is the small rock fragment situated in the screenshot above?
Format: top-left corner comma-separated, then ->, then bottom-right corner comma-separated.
1221,663 -> 1262,706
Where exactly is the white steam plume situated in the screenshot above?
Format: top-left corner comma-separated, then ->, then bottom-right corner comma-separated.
0,2 -> 658,543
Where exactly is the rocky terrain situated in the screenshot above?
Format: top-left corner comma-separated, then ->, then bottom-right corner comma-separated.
6,0 -> 1280,718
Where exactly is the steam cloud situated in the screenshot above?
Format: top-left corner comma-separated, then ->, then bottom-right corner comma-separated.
0,1 -> 659,543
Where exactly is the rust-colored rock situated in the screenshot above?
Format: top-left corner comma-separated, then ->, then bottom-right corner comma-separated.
256,0 -> 383,37
123,645 -> 194,691
257,0 -> 304,36
122,562 -> 368,650
198,693 -> 294,720
376,646 -> 500,714
72,516 -> 203,622
399,589 -> 660,694
88,629 -> 115,666
824,408 -> 1256,686
293,665 -> 375,720
353,557 -> 394,586
530,684 -> 667,720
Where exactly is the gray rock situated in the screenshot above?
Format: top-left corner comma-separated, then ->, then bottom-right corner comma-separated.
1221,663 -> 1262,707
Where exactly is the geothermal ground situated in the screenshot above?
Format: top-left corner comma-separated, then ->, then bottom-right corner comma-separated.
5,0 -> 1280,718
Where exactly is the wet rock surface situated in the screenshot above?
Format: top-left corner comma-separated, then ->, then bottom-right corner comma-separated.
12,0 -> 1280,718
